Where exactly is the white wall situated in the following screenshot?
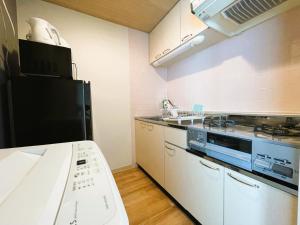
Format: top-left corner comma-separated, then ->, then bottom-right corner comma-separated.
167,7 -> 300,115
129,30 -> 167,117
17,0 -> 133,169
128,28 -> 167,164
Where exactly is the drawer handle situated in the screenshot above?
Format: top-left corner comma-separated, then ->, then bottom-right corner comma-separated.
165,146 -> 176,156
155,53 -> 162,59
199,160 -> 219,171
227,173 -> 259,189
181,33 -> 193,43
162,49 -> 171,55
147,124 -> 154,131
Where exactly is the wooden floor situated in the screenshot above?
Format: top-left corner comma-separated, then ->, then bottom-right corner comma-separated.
113,167 -> 194,225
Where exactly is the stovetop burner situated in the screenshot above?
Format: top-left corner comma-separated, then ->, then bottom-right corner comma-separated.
203,116 -> 235,128
201,115 -> 300,139
254,124 -> 300,137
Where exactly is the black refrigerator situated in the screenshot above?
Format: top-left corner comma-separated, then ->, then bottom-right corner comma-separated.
0,0 -> 19,148
8,76 -> 93,147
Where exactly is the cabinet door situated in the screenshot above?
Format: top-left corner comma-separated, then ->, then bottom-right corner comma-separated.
145,123 -> 165,186
149,23 -> 164,63
149,2 -> 181,63
135,121 -> 147,169
186,153 -> 224,225
180,0 -> 208,44
164,143 -> 188,206
136,121 -> 164,186
224,168 -> 297,225
160,2 -> 181,56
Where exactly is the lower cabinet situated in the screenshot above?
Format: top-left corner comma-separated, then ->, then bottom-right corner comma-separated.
224,168 -> 298,225
164,142 -> 189,206
135,121 -> 164,186
186,152 -> 224,225
135,121 -> 297,225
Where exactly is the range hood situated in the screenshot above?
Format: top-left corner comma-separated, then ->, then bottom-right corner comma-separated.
191,0 -> 300,36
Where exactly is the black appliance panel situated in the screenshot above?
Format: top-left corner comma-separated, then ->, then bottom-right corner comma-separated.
19,39 -> 72,79
207,132 -> 252,154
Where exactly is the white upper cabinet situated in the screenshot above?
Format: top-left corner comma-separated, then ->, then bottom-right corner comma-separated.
149,21 -> 164,63
149,2 -> 181,63
160,2 -> 181,56
149,0 -> 212,64
180,0 -> 208,44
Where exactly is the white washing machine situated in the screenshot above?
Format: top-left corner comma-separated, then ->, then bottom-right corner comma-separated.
0,141 -> 129,225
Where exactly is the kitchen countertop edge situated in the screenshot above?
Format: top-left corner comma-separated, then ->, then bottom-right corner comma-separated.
135,117 -> 189,130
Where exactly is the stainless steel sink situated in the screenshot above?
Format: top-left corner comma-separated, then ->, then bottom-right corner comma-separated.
145,116 -> 164,122
167,119 -> 202,126
141,116 -> 203,127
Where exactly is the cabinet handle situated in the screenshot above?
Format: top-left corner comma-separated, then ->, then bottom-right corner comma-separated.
181,34 -> 193,43
199,160 -> 220,171
165,146 -> 176,156
227,173 -> 259,189
162,49 -> 171,55
147,124 -> 154,131
155,53 -> 162,59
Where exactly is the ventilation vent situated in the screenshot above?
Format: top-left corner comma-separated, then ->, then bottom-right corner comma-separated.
224,0 -> 287,24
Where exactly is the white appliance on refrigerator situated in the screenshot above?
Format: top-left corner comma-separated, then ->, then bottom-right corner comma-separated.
0,141 -> 129,225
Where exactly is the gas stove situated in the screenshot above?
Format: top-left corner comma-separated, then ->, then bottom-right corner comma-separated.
203,115 -> 235,128
254,124 -> 300,137
203,115 -> 300,139
188,115 -> 300,188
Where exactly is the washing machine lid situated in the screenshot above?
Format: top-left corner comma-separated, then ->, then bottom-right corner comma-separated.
0,141 -> 128,225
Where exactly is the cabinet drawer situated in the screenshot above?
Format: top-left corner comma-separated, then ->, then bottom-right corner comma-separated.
164,143 -> 188,206
224,168 -> 297,225
164,127 -> 187,149
186,153 -> 224,225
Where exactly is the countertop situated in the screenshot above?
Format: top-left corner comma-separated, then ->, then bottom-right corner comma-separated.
136,116 -> 300,148
135,116 -> 202,130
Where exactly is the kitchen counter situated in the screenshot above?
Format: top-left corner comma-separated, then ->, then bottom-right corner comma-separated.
136,116 -> 300,148
135,116 -> 203,130
135,116 -> 299,196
